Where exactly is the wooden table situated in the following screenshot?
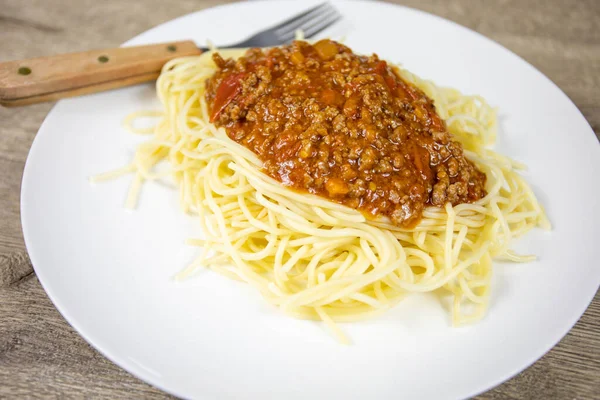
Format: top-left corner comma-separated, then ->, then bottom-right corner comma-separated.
1,0 -> 598,398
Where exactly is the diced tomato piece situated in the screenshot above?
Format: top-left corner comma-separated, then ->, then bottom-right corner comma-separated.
210,73 -> 246,122
411,145 -> 432,181
374,60 -> 387,74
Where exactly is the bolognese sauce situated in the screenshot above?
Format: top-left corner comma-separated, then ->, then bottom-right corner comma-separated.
205,40 -> 486,227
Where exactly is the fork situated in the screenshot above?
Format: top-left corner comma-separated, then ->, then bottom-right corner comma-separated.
200,3 -> 341,51
0,2 -> 341,107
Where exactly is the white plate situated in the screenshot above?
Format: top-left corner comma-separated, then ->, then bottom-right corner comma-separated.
21,1 -> 600,399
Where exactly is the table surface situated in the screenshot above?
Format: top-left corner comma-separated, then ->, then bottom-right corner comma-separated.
1,0 -> 599,398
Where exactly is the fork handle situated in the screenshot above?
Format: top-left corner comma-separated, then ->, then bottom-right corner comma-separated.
0,40 -> 202,107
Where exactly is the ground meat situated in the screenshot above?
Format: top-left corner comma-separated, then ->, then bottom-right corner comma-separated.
205,40 -> 486,227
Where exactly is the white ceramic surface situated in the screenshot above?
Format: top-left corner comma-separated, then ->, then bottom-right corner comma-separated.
21,1 -> 600,399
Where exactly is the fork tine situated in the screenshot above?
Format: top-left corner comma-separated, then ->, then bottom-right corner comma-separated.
303,14 -> 342,39
292,7 -> 340,38
277,6 -> 339,42
274,3 -> 335,37
269,2 -> 330,32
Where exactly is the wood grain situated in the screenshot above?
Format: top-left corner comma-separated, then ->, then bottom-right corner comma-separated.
0,0 -> 598,399
0,40 -> 200,106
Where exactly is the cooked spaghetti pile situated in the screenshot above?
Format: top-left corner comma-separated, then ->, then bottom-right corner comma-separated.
93,48 -> 549,343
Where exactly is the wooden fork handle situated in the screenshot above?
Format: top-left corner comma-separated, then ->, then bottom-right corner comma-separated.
0,40 -> 202,107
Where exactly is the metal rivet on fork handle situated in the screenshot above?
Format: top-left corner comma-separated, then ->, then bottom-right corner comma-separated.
18,67 -> 31,75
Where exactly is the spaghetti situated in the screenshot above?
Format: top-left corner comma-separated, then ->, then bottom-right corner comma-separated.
94,47 -> 550,344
